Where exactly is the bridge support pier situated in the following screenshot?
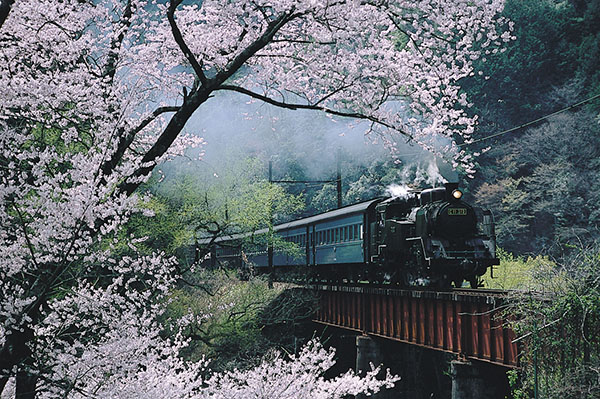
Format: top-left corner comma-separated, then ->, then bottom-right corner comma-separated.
451,360 -> 508,399
356,335 -> 382,375
356,335 -> 395,398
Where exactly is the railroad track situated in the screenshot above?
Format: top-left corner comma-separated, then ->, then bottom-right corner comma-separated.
306,283 -> 511,300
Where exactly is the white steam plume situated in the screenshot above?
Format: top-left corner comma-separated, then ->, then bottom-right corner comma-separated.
385,184 -> 412,199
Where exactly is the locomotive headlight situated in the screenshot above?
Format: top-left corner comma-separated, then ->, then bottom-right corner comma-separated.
452,189 -> 463,200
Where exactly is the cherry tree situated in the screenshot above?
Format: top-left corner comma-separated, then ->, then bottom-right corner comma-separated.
0,0 -> 510,397
1,337 -> 397,399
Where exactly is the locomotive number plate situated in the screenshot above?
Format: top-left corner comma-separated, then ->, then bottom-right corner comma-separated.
448,208 -> 467,216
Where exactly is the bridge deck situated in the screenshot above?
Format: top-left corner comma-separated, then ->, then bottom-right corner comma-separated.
310,285 -> 519,368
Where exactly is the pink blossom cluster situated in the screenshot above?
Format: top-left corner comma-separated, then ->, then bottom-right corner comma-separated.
1,0 -> 509,397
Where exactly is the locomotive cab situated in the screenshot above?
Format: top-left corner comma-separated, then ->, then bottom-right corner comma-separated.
369,195 -> 417,275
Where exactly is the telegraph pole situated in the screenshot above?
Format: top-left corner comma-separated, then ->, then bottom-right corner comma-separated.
336,149 -> 342,208
266,156 -> 343,287
268,161 -> 274,287
268,151 -> 344,209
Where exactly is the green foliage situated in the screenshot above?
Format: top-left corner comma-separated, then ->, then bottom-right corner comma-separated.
230,180 -> 305,231
463,0 -> 600,255
472,108 -> 600,254
463,0 -> 600,131
482,248 -> 555,290
507,369 -> 531,399
162,271 -> 284,370
115,154 -> 305,272
504,245 -> 600,398
161,272 -> 318,373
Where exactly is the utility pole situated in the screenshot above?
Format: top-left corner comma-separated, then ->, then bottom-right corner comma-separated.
336,149 -> 342,209
267,161 -> 274,288
265,156 -> 344,287
268,151 -> 344,209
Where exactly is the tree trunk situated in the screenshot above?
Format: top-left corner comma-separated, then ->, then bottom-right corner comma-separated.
0,376 -> 9,397
0,0 -> 14,29
15,368 -> 37,399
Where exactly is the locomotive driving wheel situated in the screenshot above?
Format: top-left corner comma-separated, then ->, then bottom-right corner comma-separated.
453,278 -> 464,288
469,276 -> 480,288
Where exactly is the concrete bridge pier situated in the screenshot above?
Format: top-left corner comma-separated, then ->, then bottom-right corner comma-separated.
356,335 -> 382,375
356,335 -> 399,399
451,360 -> 509,399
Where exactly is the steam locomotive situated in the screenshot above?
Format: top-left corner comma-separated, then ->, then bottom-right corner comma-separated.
203,183 -> 498,288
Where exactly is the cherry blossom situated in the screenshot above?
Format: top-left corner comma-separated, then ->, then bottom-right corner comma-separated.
0,1 -> 509,397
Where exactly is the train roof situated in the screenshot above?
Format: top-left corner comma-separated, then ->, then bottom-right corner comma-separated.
273,197 -> 382,230
199,198 -> 383,244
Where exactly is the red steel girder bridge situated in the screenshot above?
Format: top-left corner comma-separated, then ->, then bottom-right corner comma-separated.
311,285 -> 520,368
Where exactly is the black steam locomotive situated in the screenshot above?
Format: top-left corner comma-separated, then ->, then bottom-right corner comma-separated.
204,183 -> 498,288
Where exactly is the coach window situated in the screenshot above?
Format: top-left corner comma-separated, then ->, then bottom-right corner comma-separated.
359,224 -> 363,239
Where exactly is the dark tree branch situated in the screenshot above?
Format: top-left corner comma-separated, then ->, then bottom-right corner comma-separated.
271,38 -> 336,45
118,8 -> 299,196
99,106 -> 180,180
0,0 -> 14,30
167,0 -> 207,86
218,84 -> 404,135
214,9 -> 299,85
104,0 -> 134,82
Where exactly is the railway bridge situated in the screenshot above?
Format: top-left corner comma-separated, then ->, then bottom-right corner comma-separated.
309,284 -> 520,398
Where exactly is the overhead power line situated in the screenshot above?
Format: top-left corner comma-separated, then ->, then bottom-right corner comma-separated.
459,93 -> 600,147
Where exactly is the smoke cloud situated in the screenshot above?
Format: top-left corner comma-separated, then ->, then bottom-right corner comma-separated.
385,184 -> 413,200
163,90 -> 460,191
